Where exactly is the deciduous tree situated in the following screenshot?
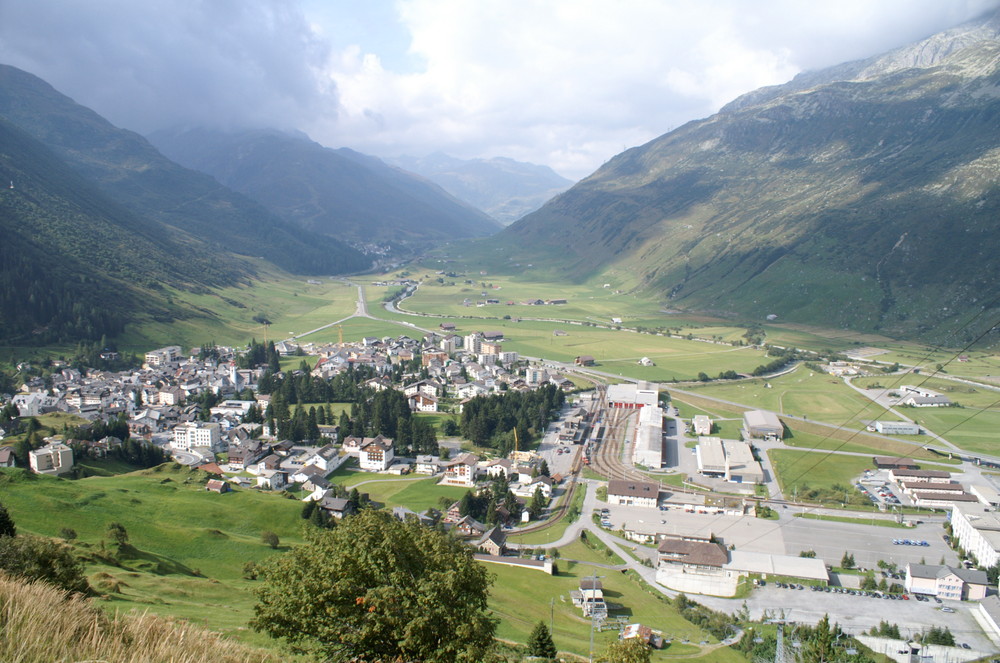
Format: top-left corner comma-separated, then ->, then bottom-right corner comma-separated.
251,509 -> 496,662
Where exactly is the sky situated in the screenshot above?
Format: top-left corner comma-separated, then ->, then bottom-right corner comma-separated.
0,0 -> 997,180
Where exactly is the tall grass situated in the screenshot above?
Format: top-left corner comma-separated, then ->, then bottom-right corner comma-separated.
0,573 -> 279,663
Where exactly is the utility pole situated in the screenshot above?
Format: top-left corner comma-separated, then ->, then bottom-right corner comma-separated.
587,571 -> 605,663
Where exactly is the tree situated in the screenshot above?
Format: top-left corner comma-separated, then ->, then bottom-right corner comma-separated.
528,486 -> 548,520
251,509 -> 496,663
801,614 -> 837,663
0,501 -> 15,538
106,522 -> 128,548
840,551 -> 855,569
527,621 -> 557,659
0,534 -> 90,594
261,531 -> 280,549
595,638 -> 651,663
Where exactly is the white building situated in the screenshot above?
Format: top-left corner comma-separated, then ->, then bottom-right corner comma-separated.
144,345 -> 182,367
633,405 -> 663,469
950,502 -> 1000,568
359,436 -> 395,472
691,415 -> 712,436
695,437 -> 764,484
172,422 -> 222,453
874,421 -> 920,435
607,479 -> 659,508
607,383 -> 658,409
29,442 -> 74,476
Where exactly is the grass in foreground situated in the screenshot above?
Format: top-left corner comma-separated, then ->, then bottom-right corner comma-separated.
0,573 -> 281,663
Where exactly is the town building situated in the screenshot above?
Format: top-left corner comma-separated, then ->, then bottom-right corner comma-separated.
607,479 -> 659,508
359,435 -> 395,472
950,502 -> 1000,568
905,563 -> 989,601
28,442 -> 74,476
172,422 -> 222,452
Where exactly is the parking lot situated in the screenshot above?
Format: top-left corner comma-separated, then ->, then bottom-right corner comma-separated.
697,583 -> 996,654
779,511 -> 958,570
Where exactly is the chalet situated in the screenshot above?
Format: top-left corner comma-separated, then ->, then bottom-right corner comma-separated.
319,496 -> 354,519
574,355 -> 595,366
622,624 -> 664,649
0,447 -> 14,468
441,453 -> 479,487
359,435 -> 395,472
477,527 -> 508,556
256,470 -> 288,490
414,455 -> 444,475
205,479 -> 231,493
409,393 -> 439,413
484,458 -> 512,479
304,445 -> 341,472
452,514 -> 488,538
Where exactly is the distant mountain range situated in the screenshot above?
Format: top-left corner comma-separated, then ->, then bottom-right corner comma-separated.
389,153 -> 574,225
148,128 -> 502,247
505,11 -> 1000,343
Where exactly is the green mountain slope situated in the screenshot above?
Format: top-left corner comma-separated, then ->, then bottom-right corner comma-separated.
505,12 -> 1000,343
148,128 -> 501,247
0,117 -> 241,344
0,65 -> 369,276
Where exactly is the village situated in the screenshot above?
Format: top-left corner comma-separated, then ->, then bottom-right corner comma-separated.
5,331 -> 1000,657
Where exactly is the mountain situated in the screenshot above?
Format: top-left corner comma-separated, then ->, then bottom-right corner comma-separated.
0,116 -> 228,344
505,11 -> 1000,343
390,153 -> 574,225
147,128 -> 502,248
0,65 -> 369,277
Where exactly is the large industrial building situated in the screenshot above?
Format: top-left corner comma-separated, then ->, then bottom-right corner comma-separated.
742,410 -> 784,440
695,437 -> 764,484
606,383 -> 659,409
633,405 -> 664,468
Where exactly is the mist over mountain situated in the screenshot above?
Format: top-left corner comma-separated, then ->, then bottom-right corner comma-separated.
148,128 -> 502,249
0,65 -> 368,278
389,153 -> 574,225
505,11 -> 1000,343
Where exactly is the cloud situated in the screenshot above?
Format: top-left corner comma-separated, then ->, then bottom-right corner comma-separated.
1,0 -> 998,179
0,0 -> 335,133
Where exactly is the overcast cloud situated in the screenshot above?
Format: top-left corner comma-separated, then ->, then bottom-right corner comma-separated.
1,0 -> 997,179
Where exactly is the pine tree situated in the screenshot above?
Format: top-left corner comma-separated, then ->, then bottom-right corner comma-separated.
0,501 -> 16,538
527,621 -> 557,659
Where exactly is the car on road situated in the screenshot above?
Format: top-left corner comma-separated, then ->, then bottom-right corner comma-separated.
942,607 -> 955,613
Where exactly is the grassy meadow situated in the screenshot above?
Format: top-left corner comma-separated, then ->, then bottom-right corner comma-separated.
486,539 -> 747,662
0,465 -> 304,648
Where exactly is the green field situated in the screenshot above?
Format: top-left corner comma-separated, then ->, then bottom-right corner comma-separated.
486,539 -> 747,662
685,366 -> 880,427
767,449 -> 873,499
0,465 -> 304,649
